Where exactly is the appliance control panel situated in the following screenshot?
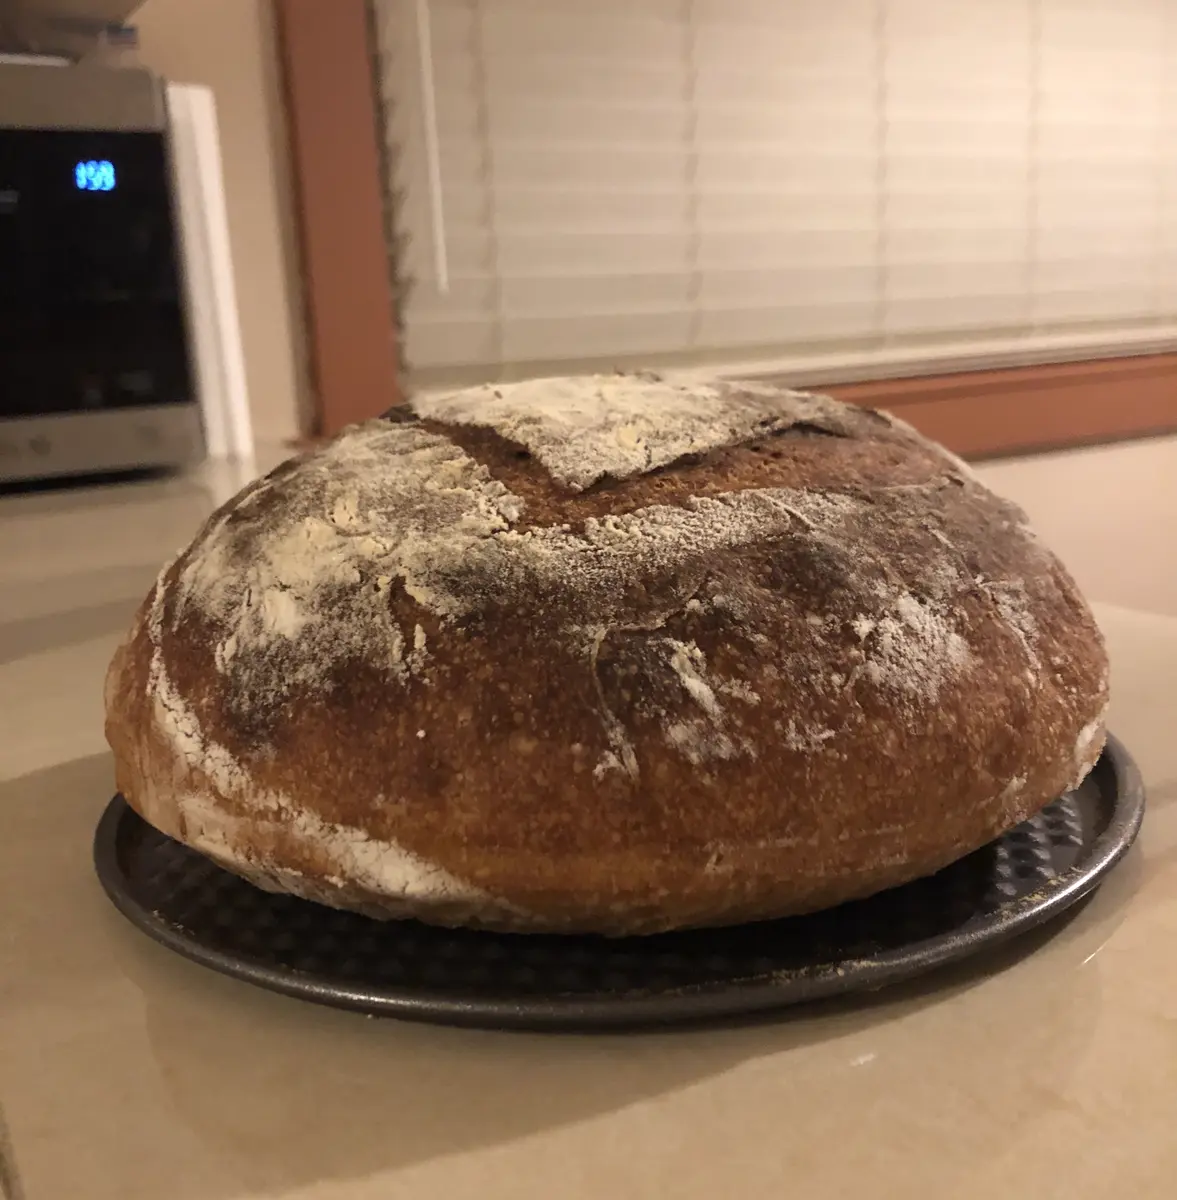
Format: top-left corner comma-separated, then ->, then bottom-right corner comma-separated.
0,404 -> 203,482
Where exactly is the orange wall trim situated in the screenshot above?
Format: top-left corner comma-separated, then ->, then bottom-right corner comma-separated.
823,353 -> 1177,458
288,354 -> 1177,457
275,0 -> 400,435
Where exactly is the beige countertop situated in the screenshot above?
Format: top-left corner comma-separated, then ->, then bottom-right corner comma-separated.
2,440 -> 1175,1200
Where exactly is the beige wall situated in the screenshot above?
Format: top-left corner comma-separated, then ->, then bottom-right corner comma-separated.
135,0 -> 309,445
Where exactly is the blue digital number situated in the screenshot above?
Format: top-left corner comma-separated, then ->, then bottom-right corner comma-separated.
74,160 -> 117,192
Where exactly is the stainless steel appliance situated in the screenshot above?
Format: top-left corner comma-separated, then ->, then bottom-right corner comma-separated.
0,61 -> 204,481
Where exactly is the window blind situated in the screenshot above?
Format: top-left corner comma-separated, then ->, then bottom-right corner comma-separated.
372,0 -> 1177,390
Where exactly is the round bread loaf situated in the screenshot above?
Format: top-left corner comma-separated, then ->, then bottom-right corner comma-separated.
105,374 -> 1109,934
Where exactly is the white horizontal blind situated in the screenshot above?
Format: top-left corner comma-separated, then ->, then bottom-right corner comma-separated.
372,0 -> 1177,389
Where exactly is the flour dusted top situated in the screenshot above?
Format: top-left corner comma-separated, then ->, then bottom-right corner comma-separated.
150,373 -> 1073,781
411,374 -> 857,491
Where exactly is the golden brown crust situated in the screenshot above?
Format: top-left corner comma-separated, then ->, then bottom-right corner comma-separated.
104,378 -> 1109,934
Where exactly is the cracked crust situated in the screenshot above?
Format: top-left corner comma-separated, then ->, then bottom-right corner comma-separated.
104,375 -> 1109,934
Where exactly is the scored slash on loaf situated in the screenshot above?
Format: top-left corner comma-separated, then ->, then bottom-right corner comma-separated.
105,374 -> 1109,935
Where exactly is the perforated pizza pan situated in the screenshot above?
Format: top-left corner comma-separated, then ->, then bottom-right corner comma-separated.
94,733 -> 1144,1031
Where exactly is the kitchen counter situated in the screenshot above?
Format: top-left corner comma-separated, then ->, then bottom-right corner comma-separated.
2,439 -> 1175,1200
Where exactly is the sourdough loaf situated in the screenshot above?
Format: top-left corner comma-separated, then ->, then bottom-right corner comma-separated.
104,374 -> 1108,934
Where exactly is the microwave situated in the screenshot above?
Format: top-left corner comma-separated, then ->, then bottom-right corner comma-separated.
0,63 -> 247,482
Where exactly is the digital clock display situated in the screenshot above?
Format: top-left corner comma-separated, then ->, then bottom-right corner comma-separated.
74,159 -> 117,192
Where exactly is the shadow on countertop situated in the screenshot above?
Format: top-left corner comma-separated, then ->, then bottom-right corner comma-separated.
0,598 -> 142,668
0,563 -> 162,667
